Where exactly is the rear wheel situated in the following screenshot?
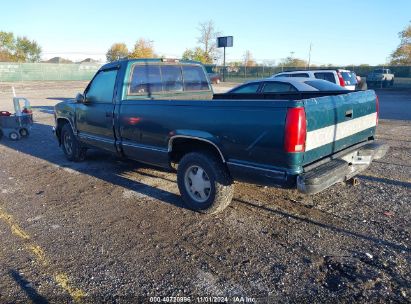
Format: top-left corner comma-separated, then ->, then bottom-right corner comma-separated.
9,132 -> 19,141
177,152 -> 234,214
61,124 -> 87,161
19,128 -> 29,137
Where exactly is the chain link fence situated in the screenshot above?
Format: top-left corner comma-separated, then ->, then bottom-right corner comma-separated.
205,65 -> 411,83
0,62 -> 103,82
0,62 -> 410,86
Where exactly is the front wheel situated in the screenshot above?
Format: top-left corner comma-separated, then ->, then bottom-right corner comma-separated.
61,124 -> 87,162
177,152 -> 234,214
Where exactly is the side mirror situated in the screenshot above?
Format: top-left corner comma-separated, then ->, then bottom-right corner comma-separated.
75,93 -> 85,103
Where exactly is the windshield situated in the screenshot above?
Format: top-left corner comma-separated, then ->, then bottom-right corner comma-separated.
304,80 -> 347,91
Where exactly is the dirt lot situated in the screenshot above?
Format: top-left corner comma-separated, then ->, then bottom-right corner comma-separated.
0,82 -> 410,303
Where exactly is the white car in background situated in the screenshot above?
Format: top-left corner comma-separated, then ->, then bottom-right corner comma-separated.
227,77 -> 348,93
271,69 -> 359,90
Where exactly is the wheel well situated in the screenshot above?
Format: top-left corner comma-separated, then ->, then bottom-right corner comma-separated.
169,138 -> 225,164
56,118 -> 70,143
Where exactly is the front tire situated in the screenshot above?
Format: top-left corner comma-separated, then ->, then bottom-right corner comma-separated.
177,152 -> 234,214
61,124 -> 86,162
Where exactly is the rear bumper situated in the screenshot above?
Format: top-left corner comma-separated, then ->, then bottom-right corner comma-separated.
297,142 -> 389,194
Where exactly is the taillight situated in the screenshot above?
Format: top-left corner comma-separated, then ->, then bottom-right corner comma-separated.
376,95 -> 379,126
284,107 -> 306,153
337,72 -> 345,87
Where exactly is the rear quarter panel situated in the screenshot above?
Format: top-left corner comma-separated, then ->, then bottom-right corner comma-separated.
118,99 -> 303,173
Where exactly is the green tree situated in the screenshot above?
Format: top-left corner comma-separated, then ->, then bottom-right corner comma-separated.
278,56 -> 307,68
106,43 -> 129,62
182,47 -> 208,63
14,36 -> 41,62
390,21 -> 411,65
129,38 -> 155,59
0,31 -> 14,61
0,31 -> 41,62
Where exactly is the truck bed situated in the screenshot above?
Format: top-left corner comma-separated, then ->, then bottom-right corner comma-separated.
213,90 -> 352,100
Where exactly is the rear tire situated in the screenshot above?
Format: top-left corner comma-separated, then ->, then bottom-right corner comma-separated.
9,132 -> 19,141
61,123 -> 87,162
19,128 -> 29,137
177,152 -> 234,214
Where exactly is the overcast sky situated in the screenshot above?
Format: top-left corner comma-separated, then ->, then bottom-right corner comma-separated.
2,0 -> 410,65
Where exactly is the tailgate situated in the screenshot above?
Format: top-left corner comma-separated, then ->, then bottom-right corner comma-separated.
302,90 -> 378,165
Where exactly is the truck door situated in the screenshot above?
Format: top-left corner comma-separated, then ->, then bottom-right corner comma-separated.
76,68 -> 118,153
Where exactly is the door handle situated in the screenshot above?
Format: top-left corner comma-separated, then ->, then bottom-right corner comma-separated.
345,110 -> 353,118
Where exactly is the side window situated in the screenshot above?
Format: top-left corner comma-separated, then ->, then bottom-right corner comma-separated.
230,83 -> 260,93
86,69 -> 118,103
182,65 -> 209,91
262,82 -> 297,93
161,65 -> 183,92
129,65 -> 162,94
314,72 -> 337,83
290,73 -> 309,78
275,74 -> 288,77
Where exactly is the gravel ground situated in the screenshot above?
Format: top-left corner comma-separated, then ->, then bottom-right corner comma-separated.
0,82 -> 410,303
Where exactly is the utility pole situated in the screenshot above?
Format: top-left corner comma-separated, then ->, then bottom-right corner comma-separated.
307,43 -> 312,70
223,46 -> 226,82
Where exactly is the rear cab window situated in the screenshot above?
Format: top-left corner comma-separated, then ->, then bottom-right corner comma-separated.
129,64 -> 162,94
127,62 -> 211,98
182,65 -> 209,91
161,65 -> 183,92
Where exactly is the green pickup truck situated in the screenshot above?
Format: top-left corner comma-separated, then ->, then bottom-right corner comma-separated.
54,59 -> 388,214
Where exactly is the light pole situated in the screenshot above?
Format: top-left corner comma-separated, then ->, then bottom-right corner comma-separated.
217,36 -> 233,82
